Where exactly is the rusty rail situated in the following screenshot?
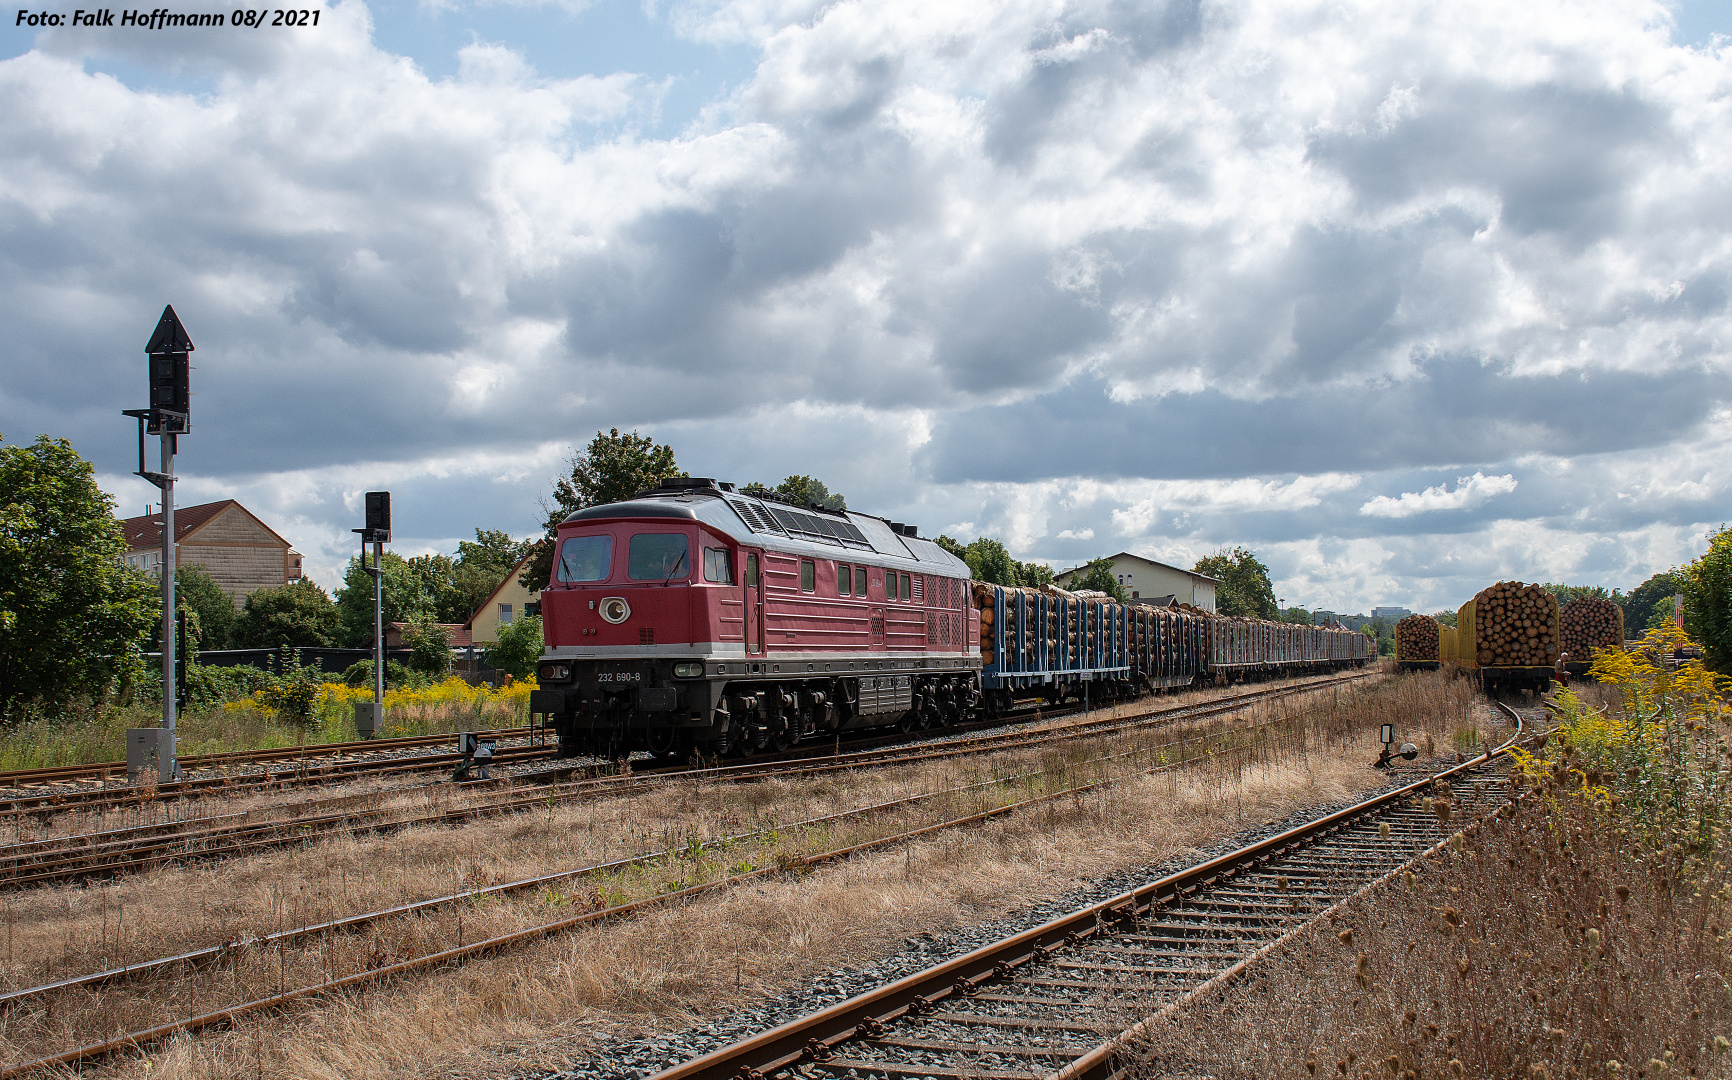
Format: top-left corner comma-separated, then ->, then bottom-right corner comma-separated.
0,686 -> 1373,1078
645,703 -> 1528,1080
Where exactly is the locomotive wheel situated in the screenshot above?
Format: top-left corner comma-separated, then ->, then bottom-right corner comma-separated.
645,726 -> 678,759
768,724 -> 798,752
896,711 -> 920,734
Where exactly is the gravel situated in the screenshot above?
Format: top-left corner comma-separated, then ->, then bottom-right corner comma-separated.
531,742 -> 1515,1080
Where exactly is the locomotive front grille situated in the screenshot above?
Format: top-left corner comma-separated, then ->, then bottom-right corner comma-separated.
638,627 -> 656,645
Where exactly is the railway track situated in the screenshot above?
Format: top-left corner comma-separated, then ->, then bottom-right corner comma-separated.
0,725 -> 538,792
0,673 -> 1372,888
0,729 -> 552,818
0,672 -> 1406,1078
643,702 -> 1529,1080
0,672 -> 1366,820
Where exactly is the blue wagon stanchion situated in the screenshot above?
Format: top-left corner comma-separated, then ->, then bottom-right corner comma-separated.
974,582 -> 1370,711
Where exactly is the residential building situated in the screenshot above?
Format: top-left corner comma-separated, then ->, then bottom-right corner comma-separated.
464,547 -> 544,646
1053,552 -> 1218,612
120,499 -> 302,610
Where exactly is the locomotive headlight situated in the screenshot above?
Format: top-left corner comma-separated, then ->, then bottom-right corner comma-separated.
599,597 -> 631,624
539,663 -> 571,682
673,662 -> 704,678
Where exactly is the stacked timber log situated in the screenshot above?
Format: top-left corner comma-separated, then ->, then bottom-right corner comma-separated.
1559,597 -> 1625,661
1396,614 -> 1440,662
972,582 -> 997,666
1472,581 -> 1560,668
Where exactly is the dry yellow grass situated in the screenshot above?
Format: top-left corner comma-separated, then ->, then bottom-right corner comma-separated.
0,671 -> 1481,1079
1116,740 -> 1727,1080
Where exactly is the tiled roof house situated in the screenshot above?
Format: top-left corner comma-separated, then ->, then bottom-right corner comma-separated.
120,499 -> 303,610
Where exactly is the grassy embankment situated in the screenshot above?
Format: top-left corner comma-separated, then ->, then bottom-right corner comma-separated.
1124,627 -> 1732,1080
0,675 -> 536,770
0,671 -> 1482,1079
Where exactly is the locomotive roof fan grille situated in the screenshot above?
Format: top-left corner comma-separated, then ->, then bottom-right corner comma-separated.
599,597 -> 631,624
727,496 -> 873,550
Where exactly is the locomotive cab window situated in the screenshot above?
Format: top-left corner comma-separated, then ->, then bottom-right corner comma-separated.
838,562 -> 852,595
800,559 -> 815,592
556,535 -> 613,583
855,566 -> 867,595
703,547 -> 735,584
628,533 -> 690,581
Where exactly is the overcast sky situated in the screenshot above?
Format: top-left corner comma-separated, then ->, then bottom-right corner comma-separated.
3,0 -> 1729,615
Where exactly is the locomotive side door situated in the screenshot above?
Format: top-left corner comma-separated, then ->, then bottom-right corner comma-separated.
744,550 -> 763,655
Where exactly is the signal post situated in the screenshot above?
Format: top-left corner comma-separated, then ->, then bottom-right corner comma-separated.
122,305 -> 194,783
352,492 -> 390,738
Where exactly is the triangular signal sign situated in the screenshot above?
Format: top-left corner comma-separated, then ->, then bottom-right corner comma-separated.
145,305 -> 194,354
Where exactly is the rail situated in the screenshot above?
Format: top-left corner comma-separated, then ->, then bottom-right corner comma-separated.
644,703 -> 1529,1080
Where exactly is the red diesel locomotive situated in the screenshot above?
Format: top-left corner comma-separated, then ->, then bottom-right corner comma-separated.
528,478 -> 980,759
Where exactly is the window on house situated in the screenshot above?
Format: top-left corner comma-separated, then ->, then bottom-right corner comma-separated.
838,563 -> 852,595
499,604 -> 514,625
703,548 -> 735,584
800,559 -> 815,592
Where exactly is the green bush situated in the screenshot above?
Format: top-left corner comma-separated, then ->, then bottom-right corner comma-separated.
253,651 -> 321,724
402,620 -> 453,676
181,662 -> 275,710
340,658 -> 420,690
485,615 -> 543,679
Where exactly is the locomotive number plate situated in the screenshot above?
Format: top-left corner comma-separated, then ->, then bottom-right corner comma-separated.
597,671 -> 643,684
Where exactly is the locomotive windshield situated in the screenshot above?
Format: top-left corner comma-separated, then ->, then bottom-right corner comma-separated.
556,535 -> 612,583
628,533 -> 690,581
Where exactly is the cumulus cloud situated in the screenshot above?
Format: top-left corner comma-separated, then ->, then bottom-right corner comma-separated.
3,0 -> 1729,610
1358,472 -> 1521,518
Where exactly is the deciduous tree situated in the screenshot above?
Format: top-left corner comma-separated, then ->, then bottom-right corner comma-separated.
741,475 -> 846,510
1069,558 -> 1130,602
0,433 -> 156,713
235,579 -> 340,648
1679,526 -> 1732,673
522,429 -> 682,592
1192,547 -> 1277,619
173,565 -> 236,650
934,534 -> 1054,589
486,614 -> 542,679
401,620 -> 453,676
1625,571 -> 1682,637
334,553 -> 430,646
